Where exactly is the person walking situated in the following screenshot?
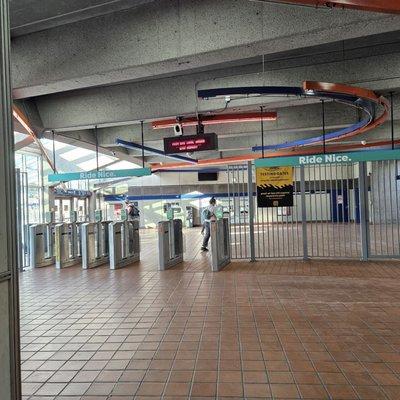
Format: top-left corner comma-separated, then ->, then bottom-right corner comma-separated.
201,197 -> 217,251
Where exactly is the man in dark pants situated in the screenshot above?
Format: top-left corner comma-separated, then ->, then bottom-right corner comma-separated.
201,197 -> 217,251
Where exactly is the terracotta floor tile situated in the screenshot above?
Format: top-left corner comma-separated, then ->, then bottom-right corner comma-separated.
195,359 -> 218,371
119,370 -> 146,382
382,385 -> 400,400
270,383 -> 299,399
168,370 -> 193,382
294,371 -> 321,385
219,371 -> 242,382
326,384 -> 358,400
143,370 -> 169,382
298,384 -> 329,399
244,383 -> 271,398
193,370 -> 217,383
372,373 -> 400,386
34,383 -> 67,396
164,382 -> 190,396
21,382 -> 44,396
319,372 -> 348,385
344,372 -> 376,386
85,382 -> 115,396
243,371 -> 268,384
18,229 -> 400,400
191,382 -> 217,397
173,359 -> 196,370
59,382 -> 91,396
217,382 -> 244,397
136,382 -> 165,396
355,385 -> 388,400
269,371 -> 294,384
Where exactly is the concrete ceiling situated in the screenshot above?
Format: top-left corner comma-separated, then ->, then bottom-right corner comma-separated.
10,0 -> 400,166
10,0 -> 156,37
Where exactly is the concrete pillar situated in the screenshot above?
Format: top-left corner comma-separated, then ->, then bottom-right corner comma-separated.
0,0 -> 21,399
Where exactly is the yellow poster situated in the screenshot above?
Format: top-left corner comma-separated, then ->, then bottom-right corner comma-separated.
256,166 -> 293,207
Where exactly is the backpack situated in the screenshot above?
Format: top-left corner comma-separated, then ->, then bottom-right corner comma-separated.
202,207 -> 211,221
127,205 -> 135,217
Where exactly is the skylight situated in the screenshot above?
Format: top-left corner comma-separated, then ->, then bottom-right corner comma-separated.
60,148 -> 93,161
105,160 -> 140,170
77,155 -> 117,171
41,138 -> 69,151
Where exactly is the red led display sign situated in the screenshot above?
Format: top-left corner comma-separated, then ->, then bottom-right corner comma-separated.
164,133 -> 218,154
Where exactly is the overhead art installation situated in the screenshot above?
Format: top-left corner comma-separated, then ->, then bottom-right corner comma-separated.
150,81 -> 392,171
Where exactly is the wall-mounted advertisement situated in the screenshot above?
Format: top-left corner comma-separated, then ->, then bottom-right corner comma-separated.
256,166 -> 293,207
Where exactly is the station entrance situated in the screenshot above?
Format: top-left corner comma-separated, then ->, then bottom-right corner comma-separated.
227,159 -> 400,261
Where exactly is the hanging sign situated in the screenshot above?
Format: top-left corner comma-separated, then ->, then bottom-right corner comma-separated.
256,166 -> 293,208
255,149 -> 400,168
48,168 -> 152,182
53,188 -> 92,198
164,133 -> 218,154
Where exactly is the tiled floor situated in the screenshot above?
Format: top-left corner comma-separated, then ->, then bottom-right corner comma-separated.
20,228 -> 400,399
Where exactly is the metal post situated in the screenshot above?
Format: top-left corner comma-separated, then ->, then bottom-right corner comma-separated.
52,130 -> 56,170
260,106 -> 265,158
140,120 -> 145,168
300,166 -> 308,260
247,161 -> 256,262
359,162 -> 370,261
390,92 -> 395,150
15,170 -> 23,272
0,0 -> 21,397
322,100 -> 326,154
95,125 -> 99,171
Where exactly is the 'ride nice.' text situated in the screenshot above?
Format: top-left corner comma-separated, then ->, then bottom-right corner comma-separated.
298,154 -> 351,165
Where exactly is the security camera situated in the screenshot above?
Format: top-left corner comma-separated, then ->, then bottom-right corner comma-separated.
174,123 -> 182,136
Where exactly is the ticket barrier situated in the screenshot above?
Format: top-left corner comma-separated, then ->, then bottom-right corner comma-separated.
158,219 -> 183,270
210,218 -> 231,272
109,220 -> 140,269
29,223 -> 55,268
54,223 -> 81,269
81,221 -> 110,269
75,221 -> 85,258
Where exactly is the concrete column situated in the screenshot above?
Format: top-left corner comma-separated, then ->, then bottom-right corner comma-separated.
0,0 -> 21,399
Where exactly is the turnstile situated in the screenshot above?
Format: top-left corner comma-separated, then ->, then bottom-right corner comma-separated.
29,223 -> 55,267
109,220 -> 140,269
54,223 -> 81,269
81,222 -> 110,269
75,221 -> 85,257
210,218 -> 231,271
158,219 -> 183,270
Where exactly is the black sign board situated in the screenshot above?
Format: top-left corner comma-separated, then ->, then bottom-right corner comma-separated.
164,133 -> 218,154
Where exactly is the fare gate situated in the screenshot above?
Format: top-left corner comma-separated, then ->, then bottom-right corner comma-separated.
227,160 -> 400,261
81,222 -> 110,269
158,219 -> 184,270
54,223 -> 81,268
109,220 -> 140,269
210,218 -> 231,271
29,223 -> 55,267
